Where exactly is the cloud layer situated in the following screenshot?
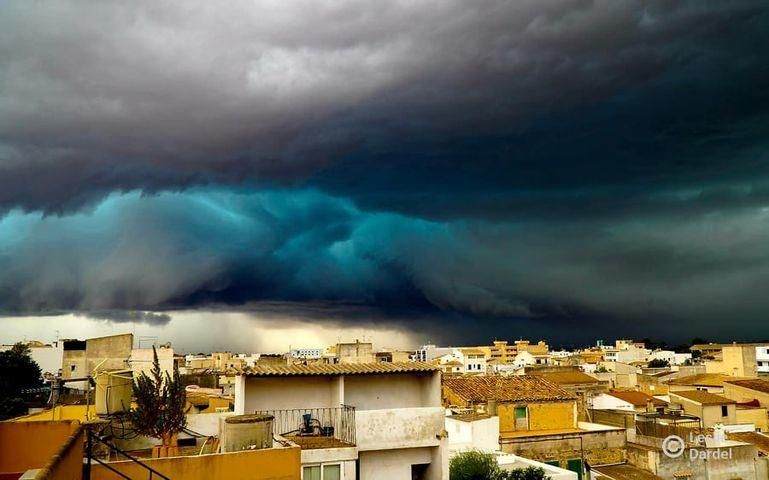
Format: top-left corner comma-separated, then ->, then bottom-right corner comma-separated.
2,1 -> 769,342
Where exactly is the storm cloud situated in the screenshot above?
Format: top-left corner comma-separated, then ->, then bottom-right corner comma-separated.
1,1 -> 769,343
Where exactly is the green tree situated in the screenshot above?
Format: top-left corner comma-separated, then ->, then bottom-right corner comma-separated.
129,346 -> 186,448
450,450 -> 501,480
500,467 -> 549,480
450,451 -> 551,480
647,358 -> 670,368
0,343 -> 43,420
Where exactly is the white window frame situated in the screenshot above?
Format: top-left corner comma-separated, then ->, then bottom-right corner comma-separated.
302,462 -> 343,480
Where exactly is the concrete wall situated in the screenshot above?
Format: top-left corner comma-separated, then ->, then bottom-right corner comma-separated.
91,446 -> 301,480
336,342 -> 374,364
649,443 -> 758,480
498,401 -> 576,435
724,382 -> 769,408
359,447 -> 442,480
706,345 -> 758,378
736,407 -> 769,431
130,346 -> 174,379
500,428 -> 627,467
446,415 -> 500,453
356,407 -> 445,451
0,421 -> 79,475
345,373 -> 437,410
672,394 -> 736,427
240,376 -> 340,413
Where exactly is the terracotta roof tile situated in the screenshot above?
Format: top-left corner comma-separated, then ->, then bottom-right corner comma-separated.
443,375 -> 575,403
727,432 -> 769,455
535,371 -> 603,385
724,378 -> 769,394
606,390 -> 667,407
239,361 -> 438,376
671,390 -> 735,405
665,373 -> 741,387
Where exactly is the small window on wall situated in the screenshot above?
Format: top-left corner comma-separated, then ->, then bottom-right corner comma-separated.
721,405 -> 728,417
515,406 -> 528,429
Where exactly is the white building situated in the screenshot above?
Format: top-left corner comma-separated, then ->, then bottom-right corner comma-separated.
1,341 -> 64,379
648,350 -> 692,366
756,345 -> 769,374
454,349 -> 487,374
445,412 -> 577,480
289,348 -> 324,360
234,362 -> 448,480
512,351 -> 551,368
413,344 -> 455,362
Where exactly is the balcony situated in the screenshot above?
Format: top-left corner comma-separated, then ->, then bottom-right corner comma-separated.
255,406 -> 356,449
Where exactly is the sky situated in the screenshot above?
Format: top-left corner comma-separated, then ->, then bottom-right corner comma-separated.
2,1 -> 769,349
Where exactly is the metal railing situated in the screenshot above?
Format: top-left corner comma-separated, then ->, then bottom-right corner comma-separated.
84,427 -> 172,480
255,405 -> 356,445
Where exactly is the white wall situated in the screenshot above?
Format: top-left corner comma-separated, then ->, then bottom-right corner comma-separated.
446,416 -> 500,453
130,347 -> 174,379
590,393 -> 634,411
356,407 -> 445,451
345,373 -> 438,410
241,376 -> 341,413
359,447 -> 441,480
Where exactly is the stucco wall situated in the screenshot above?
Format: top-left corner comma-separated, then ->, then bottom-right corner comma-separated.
356,407 -> 444,451
735,407 -> 769,431
0,421 -> 78,474
724,382 -> 769,408
500,429 -> 626,466
90,446 -> 301,480
359,447 -> 440,480
345,373 -> 437,410
498,401 -> 575,435
241,376 -> 340,413
446,416 -> 500,453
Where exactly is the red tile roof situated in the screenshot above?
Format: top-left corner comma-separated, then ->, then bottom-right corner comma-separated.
443,375 -> 575,403
606,390 -> 667,407
238,361 -> 438,376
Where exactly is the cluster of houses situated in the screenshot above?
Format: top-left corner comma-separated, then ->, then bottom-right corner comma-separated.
3,335 -> 769,480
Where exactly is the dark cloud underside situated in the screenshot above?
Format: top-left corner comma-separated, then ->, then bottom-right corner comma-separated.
1,1 -> 769,343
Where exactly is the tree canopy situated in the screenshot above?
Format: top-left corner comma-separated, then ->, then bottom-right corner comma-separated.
0,343 -> 43,420
450,450 -> 550,480
129,346 -> 186,445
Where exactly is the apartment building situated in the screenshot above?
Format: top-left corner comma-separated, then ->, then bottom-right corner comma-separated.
234,362 -> 447,480
669,390 -> 736,428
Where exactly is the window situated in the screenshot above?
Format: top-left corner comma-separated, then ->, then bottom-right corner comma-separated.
302,464 -> 341,480
721,405 -> 728,417
303,466 -> 320,480
514,406 -> 528,429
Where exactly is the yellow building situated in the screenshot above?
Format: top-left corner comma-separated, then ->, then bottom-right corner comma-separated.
0,420 -> 301,480
705,344 -> 758,377
473,340 -> 550,365
442,375 -> 577,436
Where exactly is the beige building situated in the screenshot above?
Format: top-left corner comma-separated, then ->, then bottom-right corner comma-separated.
235,362 -> 447,480
670,390 -> 736,427
62,333 -> 133,388
724,378 -> 769,408
336,341 -> 375,364
705,344 -> 758,377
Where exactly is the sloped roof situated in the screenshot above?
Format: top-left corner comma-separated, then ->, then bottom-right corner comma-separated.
536,371 -> 602,385
665,373 -> 736,387
724,378 -> 769,394
443,375 -> 575,403
727,432 -> 769,455
238,361 -> 438,376
671,390 -> 735,405
606,390 -> 667,407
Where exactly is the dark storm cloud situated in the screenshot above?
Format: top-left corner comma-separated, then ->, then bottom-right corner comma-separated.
1,1 -> 768,218
2,1 -> 769,343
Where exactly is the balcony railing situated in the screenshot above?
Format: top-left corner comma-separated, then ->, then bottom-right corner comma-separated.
255,405 -> 356,447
